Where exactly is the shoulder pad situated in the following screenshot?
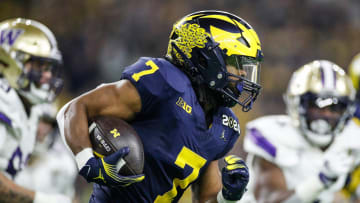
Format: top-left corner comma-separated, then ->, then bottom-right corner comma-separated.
244,115 -> 308,167
332,120 -> 360,153
121,57 -> 190,95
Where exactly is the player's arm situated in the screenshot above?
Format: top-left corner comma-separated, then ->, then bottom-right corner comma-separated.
253,155 -> 338,203
62,80 -> 141,155
252,156 -> 293,203
192,155 -> 249,203
0,172 -> 71,203
58,80 -> 144,187
191,160 -> 222,203
0,173 -> 34,203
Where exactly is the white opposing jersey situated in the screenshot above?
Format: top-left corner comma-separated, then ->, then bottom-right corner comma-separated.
15,136 -> 77,198
0,78 -> 49,178
242,115 -> 360,203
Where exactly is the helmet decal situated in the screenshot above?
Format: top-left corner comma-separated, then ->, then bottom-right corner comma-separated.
0,29 -> 24,46
170,23 -> 210,64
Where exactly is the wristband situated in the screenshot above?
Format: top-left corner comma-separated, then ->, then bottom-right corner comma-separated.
75,148 -> 94,170
294,174 -> 325,202
217,190 -> 239,203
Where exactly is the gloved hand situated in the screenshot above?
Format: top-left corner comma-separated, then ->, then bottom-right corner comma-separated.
320,150 -> 355,188
79,147 -> 145,187
221,155 -> 249,201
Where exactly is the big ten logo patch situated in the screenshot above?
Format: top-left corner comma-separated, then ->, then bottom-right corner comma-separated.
0,29 -> 24,46
222,114 -> 240,134
176,97 -> 192,114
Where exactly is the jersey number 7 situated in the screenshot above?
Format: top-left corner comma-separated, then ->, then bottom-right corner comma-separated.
154,146 -> 207,202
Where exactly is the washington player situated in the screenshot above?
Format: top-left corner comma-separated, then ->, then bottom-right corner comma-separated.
348,52 -> 360,122
57,10 -> 263,203
339,53 -> 360,202
15,103 -> 77,200
0,19 -> 70,203
243,60 -> 360,203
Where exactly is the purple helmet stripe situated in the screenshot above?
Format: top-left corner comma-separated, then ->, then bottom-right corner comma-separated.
0,112 -> 12,127
320,67 -> 325,86
333,69 -> 337,88
248,128 -> 276,157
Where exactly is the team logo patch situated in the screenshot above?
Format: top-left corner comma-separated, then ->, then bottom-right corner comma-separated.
0,29 -> 24,46
176,97 -> 192,114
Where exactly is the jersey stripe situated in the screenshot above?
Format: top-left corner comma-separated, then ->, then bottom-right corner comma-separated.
248,128 -> 276,157
0,112 -> 12,127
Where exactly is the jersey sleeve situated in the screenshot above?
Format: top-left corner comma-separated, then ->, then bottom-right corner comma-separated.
217,130 -> 239,160
121,57 -> 172,114
214,109 -> 241,160
244,115 -> 301,167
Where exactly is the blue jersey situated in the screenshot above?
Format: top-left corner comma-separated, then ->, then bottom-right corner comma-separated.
90,57 -> 240,203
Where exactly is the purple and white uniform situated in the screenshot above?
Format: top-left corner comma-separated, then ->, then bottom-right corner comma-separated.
0,78 -> 47,179
241,115 -> 360,203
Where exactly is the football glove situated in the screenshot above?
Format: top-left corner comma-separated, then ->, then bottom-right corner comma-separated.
79,147 -> 145,187
221,155 -> 249,201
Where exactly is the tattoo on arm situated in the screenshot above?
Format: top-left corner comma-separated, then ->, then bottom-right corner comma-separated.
0,173 -> 33,203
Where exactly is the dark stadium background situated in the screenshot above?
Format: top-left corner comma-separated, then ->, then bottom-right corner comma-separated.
1,0 -> 360,202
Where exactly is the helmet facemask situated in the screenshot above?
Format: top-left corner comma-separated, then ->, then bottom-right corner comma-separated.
298,93 -> 353,147
15,53 -> 63,104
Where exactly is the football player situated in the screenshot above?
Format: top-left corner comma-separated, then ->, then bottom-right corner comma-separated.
0,18 -> 70,203
57,10 -> 263,202
15,103 -> 77,201
242,60 -> 360,203
339,53 -> 360,202
349,52 -> 360,122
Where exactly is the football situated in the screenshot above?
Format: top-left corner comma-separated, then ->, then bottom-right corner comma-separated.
88,116 -> 144,176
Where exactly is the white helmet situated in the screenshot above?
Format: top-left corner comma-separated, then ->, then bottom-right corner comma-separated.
284,60 -> 356,147
0,18 -> 63,104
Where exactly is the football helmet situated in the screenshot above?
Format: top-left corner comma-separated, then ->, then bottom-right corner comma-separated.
0,18 -> 63,104
166,10 -> 263,111
348,52 -> 360,119
284,60 -> 356,147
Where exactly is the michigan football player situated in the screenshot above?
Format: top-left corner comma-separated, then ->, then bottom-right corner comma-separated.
57,10 -> 263,202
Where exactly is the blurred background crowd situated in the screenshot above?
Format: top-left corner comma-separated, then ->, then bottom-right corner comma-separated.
1,0 -> 360,202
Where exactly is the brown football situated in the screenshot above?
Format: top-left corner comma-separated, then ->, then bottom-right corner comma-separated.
88,116 -> 144,176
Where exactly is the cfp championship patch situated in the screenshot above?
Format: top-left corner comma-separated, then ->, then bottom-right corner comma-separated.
222,114 -> 240,134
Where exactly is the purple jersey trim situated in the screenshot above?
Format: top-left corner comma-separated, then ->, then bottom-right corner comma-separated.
248,127 -> 276,157
0,112 -> 12,127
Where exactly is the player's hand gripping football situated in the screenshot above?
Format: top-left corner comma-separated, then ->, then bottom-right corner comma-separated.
221,155 -> 249,201
79,147 -> 145,187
